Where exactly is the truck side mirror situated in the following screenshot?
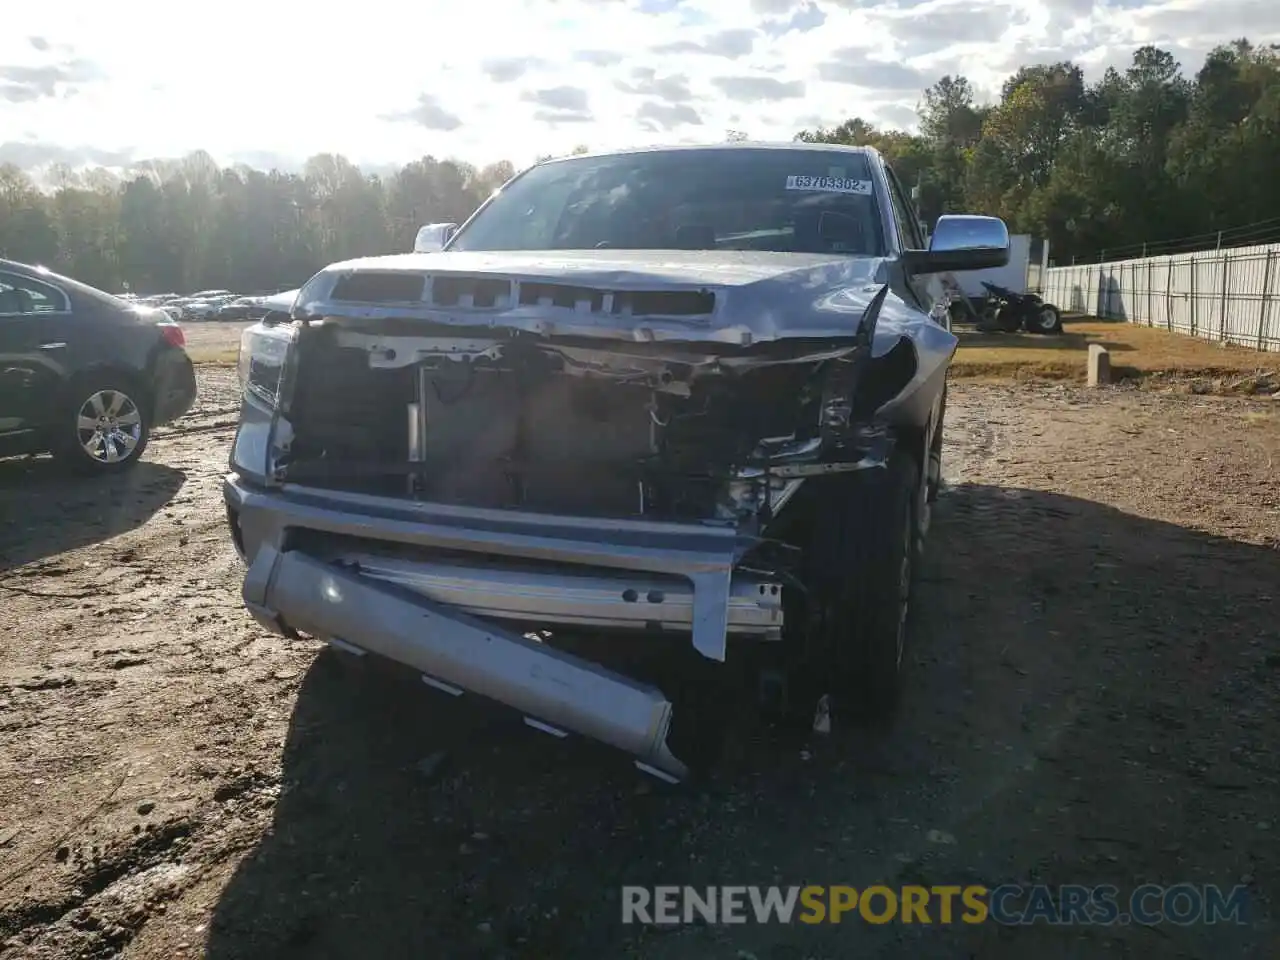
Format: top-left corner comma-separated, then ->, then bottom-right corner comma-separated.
414,222 -> 459,253
901,214 -> 1011,274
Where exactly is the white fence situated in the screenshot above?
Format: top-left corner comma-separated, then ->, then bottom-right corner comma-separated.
1041,243 -> 1280,352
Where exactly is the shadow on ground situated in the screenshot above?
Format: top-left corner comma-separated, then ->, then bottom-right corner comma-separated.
205,483 -> 1280,960
0,457 -> 185,571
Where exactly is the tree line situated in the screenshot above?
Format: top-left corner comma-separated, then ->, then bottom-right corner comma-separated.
1,39 -> 1277,294
804,39 -> 1280,265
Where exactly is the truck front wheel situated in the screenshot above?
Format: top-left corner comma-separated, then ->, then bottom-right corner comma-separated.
798,450 -> 920,723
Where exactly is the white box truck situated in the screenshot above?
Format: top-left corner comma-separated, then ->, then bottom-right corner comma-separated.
951,233 -> 1033,299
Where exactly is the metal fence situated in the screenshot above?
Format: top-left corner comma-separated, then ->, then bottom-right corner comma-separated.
1041,242 -> 1280,352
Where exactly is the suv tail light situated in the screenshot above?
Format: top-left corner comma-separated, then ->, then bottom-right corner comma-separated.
159,323 -> 186,348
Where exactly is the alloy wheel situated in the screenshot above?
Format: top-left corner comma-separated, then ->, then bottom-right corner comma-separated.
76,389 -> 143,464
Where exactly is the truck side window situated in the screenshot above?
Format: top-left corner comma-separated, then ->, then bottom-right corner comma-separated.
883,165 -> 926,251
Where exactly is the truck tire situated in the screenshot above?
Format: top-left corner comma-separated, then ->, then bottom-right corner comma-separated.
800,449 -> 920,722
927,387 -> 946,505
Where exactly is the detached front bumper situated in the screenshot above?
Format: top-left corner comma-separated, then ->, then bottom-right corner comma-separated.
223,474 -> 784,781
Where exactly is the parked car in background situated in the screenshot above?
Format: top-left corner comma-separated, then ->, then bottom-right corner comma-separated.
184,294 -> 240,321
251,288 -> 299,324
113,287 -> 305,323
136,293 -> 181,308
177,299 -> 208,320
167,297 -> 203,319
0,259 -> 197,471
217,296 -> 264,321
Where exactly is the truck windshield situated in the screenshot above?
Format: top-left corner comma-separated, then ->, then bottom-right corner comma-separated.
448,147 -> 887,256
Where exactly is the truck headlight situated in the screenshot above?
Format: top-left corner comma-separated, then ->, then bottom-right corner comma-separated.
238,325 -> 291,408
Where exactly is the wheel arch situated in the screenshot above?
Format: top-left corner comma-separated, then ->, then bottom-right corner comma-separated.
60,362 -> 156,417
890,380 -> 945,484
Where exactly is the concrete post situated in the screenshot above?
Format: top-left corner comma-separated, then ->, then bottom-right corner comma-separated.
1087,344 -> 1111,387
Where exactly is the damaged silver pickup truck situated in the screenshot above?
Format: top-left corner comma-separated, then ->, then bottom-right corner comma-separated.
224,142 -> 1009,782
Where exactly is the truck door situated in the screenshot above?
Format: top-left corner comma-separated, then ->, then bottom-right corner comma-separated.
882,163 -> 941,314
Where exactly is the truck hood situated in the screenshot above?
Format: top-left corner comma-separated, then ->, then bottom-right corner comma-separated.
340,249 -> 880,289
296,249 -> 953,361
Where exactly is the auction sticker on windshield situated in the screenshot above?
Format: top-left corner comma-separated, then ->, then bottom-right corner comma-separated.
785,175 -> 872,194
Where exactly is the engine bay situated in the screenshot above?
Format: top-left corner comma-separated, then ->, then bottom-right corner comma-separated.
272,315 -> 915,527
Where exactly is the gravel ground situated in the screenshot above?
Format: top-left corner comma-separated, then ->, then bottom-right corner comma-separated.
1,367 -> 1278,959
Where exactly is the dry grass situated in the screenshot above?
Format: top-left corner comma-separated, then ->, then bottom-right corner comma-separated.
952,316 -> 1280,388
181,320 -> 251,366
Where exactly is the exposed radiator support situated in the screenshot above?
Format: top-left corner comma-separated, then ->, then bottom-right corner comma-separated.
406,366 -> 430,497
406,400 -> 423,496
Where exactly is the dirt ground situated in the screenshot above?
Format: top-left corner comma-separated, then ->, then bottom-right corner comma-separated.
2,342 -> 1279,958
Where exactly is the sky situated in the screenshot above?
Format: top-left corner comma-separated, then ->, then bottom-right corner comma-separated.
1,0 -> 1278,177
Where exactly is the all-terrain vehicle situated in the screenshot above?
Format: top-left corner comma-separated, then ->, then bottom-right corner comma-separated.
225,143 -> 1010,781
974,281 -> 1063,334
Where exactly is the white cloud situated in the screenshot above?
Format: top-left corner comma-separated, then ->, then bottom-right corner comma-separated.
637,100 -> 704,130
0,0 -> 1276,173
381,94 -> 463,132
654,28 -> 759,58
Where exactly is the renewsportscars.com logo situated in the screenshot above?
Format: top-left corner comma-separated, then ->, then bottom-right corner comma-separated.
621,884 -> 1250,926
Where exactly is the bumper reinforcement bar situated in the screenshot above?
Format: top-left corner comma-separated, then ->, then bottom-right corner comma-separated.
322,551 -> 784,639
242,543 -> 690,782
